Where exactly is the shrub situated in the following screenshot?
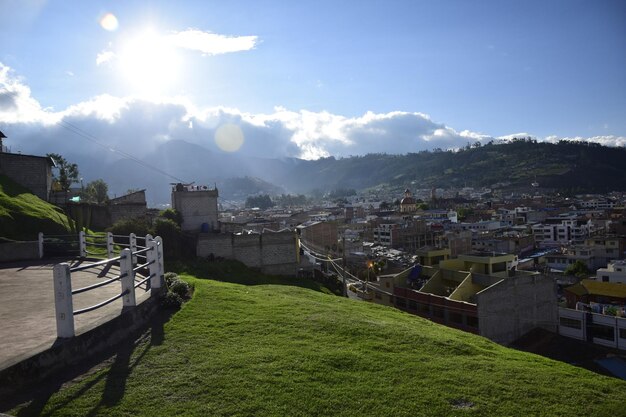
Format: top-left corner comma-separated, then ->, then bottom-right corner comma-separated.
170,279 -> 190,299
160,291 -> 183,309
154,218 -> 182,260
107,218 -> 152,243
164,272 -> 179,286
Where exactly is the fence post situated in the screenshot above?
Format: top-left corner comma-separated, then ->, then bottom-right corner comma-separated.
129,233 -> 137,264
147,238 -> 161,289
38,232 -> 44,259
53,263 -> 75,338
79,230 -> 87,258
156,236 -> 164,283
120,248 -> 136,307
106,232 -> 114,259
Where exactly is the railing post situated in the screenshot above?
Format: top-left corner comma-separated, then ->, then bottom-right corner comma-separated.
147,238 -> 161,289
38,232 -> 44,259
120,248 -> 136,307
156,236 -> 164,283
79,230 -> 87,258
53,263 -> 75,338
129,233 -> 137,264
106,232 -> 114,259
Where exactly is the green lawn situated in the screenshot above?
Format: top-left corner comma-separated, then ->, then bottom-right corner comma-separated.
9,263 -> 626,416
0,174 -> 74,240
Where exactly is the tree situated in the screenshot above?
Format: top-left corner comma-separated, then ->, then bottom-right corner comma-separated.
564,260 -> 590,278
245,194 -> 274,209
47,153 -> 79,192
85,179 -> 109,204
160,208 -> 183,226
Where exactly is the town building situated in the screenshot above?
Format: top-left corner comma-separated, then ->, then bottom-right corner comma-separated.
297,221 -> 338,254
372,252 -> 556,344
171,183 -> 219,232
0,151 -> 56,201
595,260 -> 626,284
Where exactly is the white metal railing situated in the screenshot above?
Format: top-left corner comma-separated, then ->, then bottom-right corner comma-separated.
52,233 -> 164,338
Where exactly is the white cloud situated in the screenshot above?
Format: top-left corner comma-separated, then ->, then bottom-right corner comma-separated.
1,61 -> 625,165
96,49 -> 115,66
166,29 -> 258,55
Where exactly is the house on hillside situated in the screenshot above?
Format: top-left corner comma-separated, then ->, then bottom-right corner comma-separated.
0,146 -> 56,201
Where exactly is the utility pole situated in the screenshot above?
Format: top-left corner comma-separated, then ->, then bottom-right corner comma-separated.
342,236 -> 347,297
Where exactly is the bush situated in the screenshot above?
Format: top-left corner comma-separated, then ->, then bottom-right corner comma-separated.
159,208 -> 183,226
170,279 -> 190,298
107,218 -> 152,243
164,272 -> 179,286
154,218 -> 182,260
160,291 -> 183,309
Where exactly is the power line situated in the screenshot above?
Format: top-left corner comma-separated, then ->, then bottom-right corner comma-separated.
16,99 -> 187,183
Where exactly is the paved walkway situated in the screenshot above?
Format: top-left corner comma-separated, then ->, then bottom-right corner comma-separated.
0,259 -> 152,371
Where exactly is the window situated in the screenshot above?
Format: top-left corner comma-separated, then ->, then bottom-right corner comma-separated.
418,303 -> 430,315
385,282 -> 390,288
466,316 -> 479,328
449,312 -> 463,324
396,297 -> 407,308
592,324 -> 615,341
602,276 -> 609,282
408,299 -> 417,310
559,317 -> 582,329
620,328 -> 626,340
432,306 -> 445,319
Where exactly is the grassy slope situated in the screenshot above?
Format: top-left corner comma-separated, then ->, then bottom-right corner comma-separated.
0,174 -> 74,240
10,264 -> 626,417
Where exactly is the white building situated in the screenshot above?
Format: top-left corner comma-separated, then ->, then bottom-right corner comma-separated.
532,217 -> 594,246
596,260 -> 626,284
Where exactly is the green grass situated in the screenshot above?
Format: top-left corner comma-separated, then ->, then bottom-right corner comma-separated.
0,174 -> 74,240
9,262 -> 626,416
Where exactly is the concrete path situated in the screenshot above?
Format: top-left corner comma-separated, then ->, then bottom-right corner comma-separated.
0,259 -> 152,371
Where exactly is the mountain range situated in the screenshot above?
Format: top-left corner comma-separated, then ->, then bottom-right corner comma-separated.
70,138 -> 626,205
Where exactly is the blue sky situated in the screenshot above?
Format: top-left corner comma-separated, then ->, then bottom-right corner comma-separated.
0,0 -> 625,160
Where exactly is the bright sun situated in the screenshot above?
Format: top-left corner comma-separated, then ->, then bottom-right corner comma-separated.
117,29 -> 181,95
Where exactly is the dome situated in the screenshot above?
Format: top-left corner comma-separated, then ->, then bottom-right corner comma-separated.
400,197 -> 415,205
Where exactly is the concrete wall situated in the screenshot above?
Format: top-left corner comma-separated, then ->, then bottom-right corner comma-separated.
197,230 -> 299,275
0,153 -> 52,201
476,274 -> 557,345
0,242 -> 40,262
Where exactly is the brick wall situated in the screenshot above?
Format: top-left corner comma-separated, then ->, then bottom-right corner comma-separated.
0,153 -> 52,201
197,230 -> 298,275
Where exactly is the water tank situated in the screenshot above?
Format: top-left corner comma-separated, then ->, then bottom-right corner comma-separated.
201,223 -> 209,233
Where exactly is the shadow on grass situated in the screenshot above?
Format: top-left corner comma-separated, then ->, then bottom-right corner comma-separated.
169,258 -> 339,295
3,309 -> 175,417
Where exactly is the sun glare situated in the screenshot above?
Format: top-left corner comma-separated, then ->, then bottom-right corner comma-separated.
117,29 -> 181,95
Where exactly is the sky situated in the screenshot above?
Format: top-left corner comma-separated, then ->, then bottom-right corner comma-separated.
0,0 -> 625,162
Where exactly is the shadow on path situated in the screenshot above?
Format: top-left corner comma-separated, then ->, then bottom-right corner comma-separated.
2,309 -> 175,417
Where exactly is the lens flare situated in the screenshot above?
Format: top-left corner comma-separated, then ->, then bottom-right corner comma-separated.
215,124 -> 245,152
99,13 -> 119,31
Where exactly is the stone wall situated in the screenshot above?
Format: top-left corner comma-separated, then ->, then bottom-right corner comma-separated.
0,153 -> 52,201
197,230 -> 299,275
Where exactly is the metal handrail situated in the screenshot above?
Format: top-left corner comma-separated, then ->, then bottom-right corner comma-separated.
85,242 -> 108,247
73,289 -> 130,315
134,246 -> 152,256
70,255 -> 125,272
133,260 -> 155,272
134,273 -> 155,289
72,273 -> 127,295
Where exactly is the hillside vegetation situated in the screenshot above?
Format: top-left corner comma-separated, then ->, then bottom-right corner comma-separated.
0,174 -> 74,240
283,139 -> 626,193
10,261 -> 626,416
